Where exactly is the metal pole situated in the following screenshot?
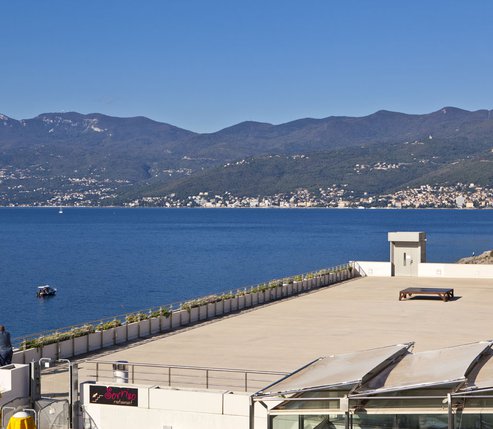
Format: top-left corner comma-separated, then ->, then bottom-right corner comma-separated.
249,396 -> 255,429
69,362 -> 79,429
448,393 -> 454,429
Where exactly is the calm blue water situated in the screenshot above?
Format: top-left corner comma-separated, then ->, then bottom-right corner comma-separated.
1,208 -> 492,340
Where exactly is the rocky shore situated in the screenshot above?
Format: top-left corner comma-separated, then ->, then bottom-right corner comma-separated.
458,250 -> 493,264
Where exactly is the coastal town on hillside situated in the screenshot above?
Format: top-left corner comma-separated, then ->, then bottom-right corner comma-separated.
2,166 -> 493,208
127,183 -> 493,208
0,170 -> 491,209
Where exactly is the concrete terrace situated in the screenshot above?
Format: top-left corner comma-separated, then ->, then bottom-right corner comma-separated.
59,275 -> 493,390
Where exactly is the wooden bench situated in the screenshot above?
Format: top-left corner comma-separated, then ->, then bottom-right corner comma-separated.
399,287 -> 454,302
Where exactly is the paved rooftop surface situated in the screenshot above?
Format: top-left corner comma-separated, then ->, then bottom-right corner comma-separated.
42,275 -> 493,394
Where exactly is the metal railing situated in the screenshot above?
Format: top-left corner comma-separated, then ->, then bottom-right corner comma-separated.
85,360 -> 287,393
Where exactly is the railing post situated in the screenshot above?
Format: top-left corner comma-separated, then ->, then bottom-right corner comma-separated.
245,372 -> 248,392
132,364 -> 135,384
95,362 -> 99,382
206,369 -> 209,389
168,367 -> 171,386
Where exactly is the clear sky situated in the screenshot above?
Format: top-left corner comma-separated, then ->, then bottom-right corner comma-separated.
1,0 -> 492,132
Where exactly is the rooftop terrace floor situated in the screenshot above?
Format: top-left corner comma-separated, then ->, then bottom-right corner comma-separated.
86,275 -> 493,370
42,275 -> 493,394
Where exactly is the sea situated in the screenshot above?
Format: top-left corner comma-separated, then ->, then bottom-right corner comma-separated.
1,207 -> 492,342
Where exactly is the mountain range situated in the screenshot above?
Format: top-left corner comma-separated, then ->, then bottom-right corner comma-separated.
1,107 -> 493,205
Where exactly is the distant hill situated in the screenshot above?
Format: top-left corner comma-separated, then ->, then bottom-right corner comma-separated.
1,107 -> 493,205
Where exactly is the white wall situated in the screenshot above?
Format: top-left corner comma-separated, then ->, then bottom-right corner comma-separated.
0,364 -> 30,407
353,261 -> 493,279
81,382 -> 267,429
353,261 -> 392,277
418,263 -> 493,278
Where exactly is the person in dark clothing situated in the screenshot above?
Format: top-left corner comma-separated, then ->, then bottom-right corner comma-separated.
0,325 -> 13,366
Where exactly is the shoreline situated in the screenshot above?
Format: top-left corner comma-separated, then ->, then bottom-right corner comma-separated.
0,205 -> 491,210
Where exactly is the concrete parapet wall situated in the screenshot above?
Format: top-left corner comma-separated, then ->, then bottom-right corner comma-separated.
353,261 -> 392,277
81,383 -> 267,429
418,263 -> 493,278
0,364 -> 30,407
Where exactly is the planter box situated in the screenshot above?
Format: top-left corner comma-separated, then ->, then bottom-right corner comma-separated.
88,332 -> 102,352
23,347 -> 41,363
273,286 -> 282,299
41,342 -> 58,360
126,322 -> 139,341
102,329 -> 115,347
180,311 -> 190,325
285,283 -> 293,296
230,297 -> 238,312
171,310 -> 185,329
250,291 -> 259,306
115,325 -> 128,344
243,293 -> 251,308
160,315 -> 171,331
74,335 -> 89,356
150,317 -> 161,334
190,307 -> 199,323
215,300 -> 224,316
293,281 -> 300,294
138,319 -> 151,337
13,347 -> 41,364
58,338 -> 73,359
223,298 -> 232,313
207,303 -> 216,318
12,350 -> 23,364
199,305 -> 208,321
238,295 -> 245,310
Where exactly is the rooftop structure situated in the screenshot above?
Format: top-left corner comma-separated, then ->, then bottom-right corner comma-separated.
4,232 -> 493,429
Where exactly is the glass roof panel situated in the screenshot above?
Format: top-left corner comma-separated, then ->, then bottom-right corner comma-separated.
358,341 -> 492,394
256,343 -> 411,397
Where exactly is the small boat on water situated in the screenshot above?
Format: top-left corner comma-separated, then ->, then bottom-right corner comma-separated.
37,285 -> 57,298
59,206 -> 63,214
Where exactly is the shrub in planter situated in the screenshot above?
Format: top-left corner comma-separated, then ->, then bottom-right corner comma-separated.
95,320 -> 121,331
150,307 -> 170,318
21,324 -> 96,350
125,312 -> 148,324
181,295 -> 220,311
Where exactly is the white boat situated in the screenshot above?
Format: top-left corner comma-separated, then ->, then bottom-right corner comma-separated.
59,206 -> 63,214
37,285 -> 57,297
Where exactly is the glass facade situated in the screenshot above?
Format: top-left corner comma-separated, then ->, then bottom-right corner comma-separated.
271,413 -> 345,429
269,392 -> 493,429
259,341 -> 493,429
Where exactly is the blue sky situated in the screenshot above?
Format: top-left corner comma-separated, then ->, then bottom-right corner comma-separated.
1,1 -> 492,132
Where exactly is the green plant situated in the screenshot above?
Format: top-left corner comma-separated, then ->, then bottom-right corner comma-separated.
125,312 -> 148,323
150,307 -> 170,318
96,320 -> 121,331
